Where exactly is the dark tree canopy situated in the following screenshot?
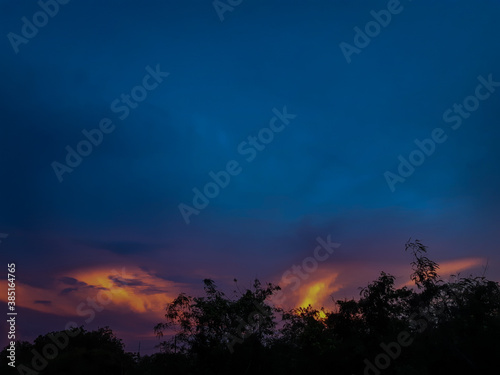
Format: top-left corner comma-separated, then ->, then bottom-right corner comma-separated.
2,241 -> 499,374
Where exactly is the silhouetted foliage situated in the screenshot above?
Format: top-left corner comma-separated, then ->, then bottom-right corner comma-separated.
2,241 -> 499,374
0,326 -> 136,375
153,278 -> 281,374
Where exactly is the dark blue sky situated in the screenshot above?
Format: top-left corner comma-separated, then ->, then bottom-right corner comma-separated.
1,0 -> 500,355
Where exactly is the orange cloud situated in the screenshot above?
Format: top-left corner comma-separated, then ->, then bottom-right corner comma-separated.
297,273 -> 341,310
268,256 -> 487,312
0,266 -> 185,321
437,257 -> 486,278
270,269 -> 342,311
397,257 -> 486,288
71,266 -> 180,315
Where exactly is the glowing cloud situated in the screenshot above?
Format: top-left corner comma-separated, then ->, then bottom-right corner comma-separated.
0,265 -> 185,320
295,272 -> 341,310
399,257 -> 486,288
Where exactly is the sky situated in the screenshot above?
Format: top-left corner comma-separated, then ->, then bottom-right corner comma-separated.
1,0 -> 500,356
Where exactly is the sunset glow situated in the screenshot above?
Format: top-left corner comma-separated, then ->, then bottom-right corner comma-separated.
297,273 -> 341,310
0,266 -> 184,321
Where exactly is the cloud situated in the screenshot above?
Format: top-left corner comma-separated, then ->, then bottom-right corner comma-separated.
109,275 -> 146,287
81,240 -> 160,255
60,287 -> 78,296
140,287 -> 170,295
59,277 -> 88,287
0,265 -> 187,319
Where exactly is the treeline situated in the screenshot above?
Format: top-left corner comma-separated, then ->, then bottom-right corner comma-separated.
2,240 -> 499,374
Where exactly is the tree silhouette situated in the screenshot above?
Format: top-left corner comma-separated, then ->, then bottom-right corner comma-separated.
2,240 -> 499,374
0,326 -> 135,375
153,278 -> 281,373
